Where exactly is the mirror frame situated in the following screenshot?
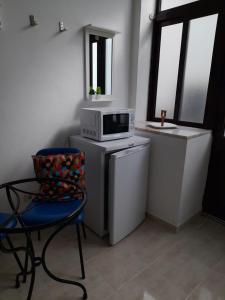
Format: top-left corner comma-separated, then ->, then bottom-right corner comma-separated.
84,25 -> 118,102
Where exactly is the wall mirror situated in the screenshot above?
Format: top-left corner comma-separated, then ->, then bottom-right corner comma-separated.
84,25 -> 118,101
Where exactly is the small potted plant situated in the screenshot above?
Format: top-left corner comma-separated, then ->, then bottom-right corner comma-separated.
96,86 -> 102,100
89,86 -> 95,100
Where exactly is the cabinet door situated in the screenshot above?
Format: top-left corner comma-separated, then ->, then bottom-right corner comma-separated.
108,144 -> 150,245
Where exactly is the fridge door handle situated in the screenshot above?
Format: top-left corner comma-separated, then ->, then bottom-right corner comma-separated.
110,144 -> 150,159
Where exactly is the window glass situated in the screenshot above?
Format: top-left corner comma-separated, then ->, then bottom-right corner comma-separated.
179,14 -> 218,123
161,0 -> 199,11
155,23 -> 183,119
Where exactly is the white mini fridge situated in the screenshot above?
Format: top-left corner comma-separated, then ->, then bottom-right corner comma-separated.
69,135 -> 150,245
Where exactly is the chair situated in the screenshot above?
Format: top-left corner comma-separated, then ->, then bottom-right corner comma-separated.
22,148 -> 87,279
0,212 -> 24,276
36,148 -> 86,240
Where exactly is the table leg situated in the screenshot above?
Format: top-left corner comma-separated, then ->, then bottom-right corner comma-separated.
22,239 -> 29,283
76,224 -> 85,279
42,222 -> 88,299
14,234 -> 36,300
5,236 -> 24,272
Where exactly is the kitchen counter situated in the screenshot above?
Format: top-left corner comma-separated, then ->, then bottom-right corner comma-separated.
135,121 -> 211,139
135,121 -> 212,229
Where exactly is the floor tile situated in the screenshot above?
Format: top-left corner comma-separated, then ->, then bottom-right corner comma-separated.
88,250 -> 147,289
214,256 -> 225,275
118,266 -> 188,300
186,271 -> 225,300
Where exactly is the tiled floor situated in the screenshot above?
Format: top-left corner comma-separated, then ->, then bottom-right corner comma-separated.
1,215 -> 225,299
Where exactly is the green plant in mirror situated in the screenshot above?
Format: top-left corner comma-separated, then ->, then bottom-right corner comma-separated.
89,87 -> 95,95
96,87 -> 102,95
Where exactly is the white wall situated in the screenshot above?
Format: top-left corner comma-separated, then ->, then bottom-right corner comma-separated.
0,0 -> 132,208
129,0 -> 141,109
130,0 -> 156,121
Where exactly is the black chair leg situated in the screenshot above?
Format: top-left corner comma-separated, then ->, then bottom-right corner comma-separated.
81,222 -> 86,239
23,247 -> 29,283
37,230 -> 41,241
5,236 -> 24,273
76,224 -> 85,279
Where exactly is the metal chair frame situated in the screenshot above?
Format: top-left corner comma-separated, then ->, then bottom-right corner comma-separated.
0,177 -> 88,300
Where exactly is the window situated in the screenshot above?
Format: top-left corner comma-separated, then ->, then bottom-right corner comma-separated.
147,0 -> 221,128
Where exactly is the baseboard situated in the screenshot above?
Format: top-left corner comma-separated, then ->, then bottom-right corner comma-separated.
147,211 -> 202,233
202,212 -> 225,227
147,213 -> 178,232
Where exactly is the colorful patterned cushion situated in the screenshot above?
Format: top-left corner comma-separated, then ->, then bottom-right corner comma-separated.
32,153 -> 85,201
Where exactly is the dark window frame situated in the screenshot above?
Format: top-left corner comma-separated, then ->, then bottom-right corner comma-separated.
147,0 -> 225,129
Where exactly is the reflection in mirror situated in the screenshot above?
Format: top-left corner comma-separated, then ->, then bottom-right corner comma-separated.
89,34 -> 113,95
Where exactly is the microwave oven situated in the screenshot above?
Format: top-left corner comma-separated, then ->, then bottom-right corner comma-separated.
80,107 -> 135,141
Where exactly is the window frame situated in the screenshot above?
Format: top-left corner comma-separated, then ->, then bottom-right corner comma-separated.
147,0 -> 225,129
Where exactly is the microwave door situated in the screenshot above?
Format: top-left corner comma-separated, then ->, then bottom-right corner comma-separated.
103,113 -> 129,135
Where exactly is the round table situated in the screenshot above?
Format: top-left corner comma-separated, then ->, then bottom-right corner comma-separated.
0,177 -> 88,300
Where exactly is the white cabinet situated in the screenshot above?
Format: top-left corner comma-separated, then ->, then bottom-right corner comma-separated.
135,122 -> 212,229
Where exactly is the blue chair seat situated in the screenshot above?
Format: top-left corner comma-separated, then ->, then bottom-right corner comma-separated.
22,199 -> 84,227
0,212 -> 17,240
